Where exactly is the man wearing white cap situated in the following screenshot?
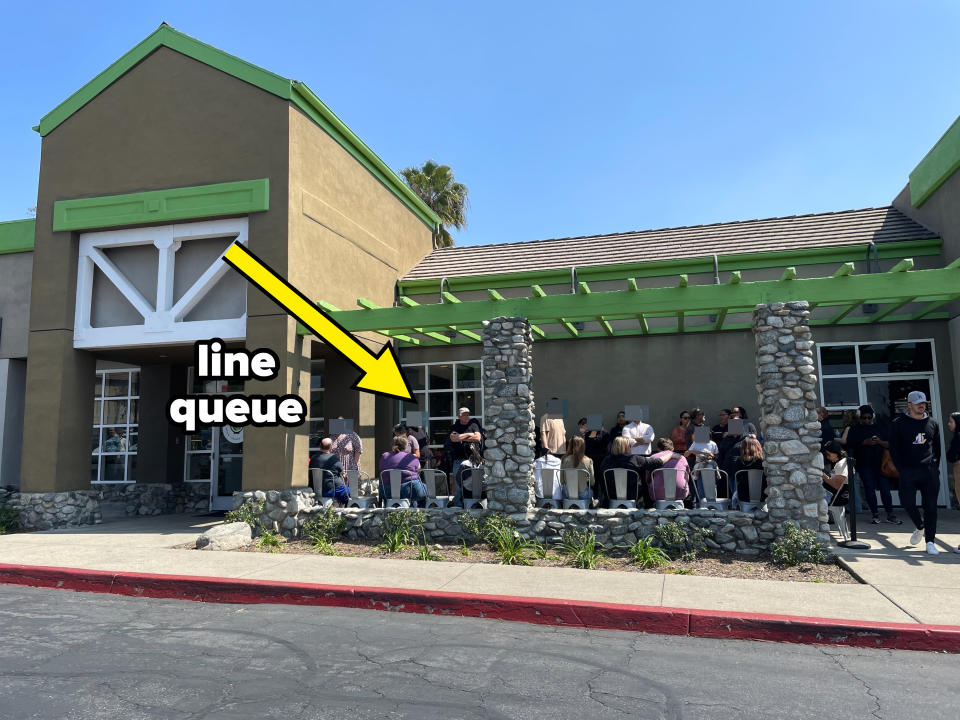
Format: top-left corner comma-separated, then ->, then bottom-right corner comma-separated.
889,391 -> 942,555
449,407 -> 484,506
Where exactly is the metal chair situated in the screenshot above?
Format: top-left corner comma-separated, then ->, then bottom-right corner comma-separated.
379,469 -> 411,509
603,468 -> 639,509
536,467 -> 561,508
561,468 -> 592,510
650,467 -> 685,511
309,468 -> 336,508
346,469 -> 375,509
735,469 -> 766,512
421,469 -> 451,509
694,466 -> 730,510
461,467 -> 487,510
827,478 -> 850,542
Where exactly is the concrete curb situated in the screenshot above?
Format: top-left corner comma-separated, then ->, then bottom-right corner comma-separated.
1,562 -> 958,653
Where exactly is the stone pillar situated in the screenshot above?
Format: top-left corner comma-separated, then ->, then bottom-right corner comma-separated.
482,317 -> 536,514
753,301 -> 830,542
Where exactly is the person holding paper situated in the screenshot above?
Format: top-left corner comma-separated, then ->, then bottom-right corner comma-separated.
540,398 -> 567,455
332,417 -> 362,473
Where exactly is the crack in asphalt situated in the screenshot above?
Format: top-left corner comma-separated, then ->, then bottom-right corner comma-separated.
818,647 -> 883,719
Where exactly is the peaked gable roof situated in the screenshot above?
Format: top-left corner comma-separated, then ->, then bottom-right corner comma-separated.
404,206 -> 937,282
34,24 -> 439,229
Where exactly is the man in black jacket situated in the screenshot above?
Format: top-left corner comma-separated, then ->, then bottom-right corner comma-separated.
889,391 -> 941,555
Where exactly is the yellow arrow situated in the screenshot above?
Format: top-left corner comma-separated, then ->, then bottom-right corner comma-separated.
222,242 -> 414,401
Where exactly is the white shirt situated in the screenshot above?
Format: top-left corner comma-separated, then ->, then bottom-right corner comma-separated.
534,454 -> 563,499
622,421 -> 655,455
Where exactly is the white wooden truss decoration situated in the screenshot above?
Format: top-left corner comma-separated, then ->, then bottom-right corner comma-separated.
74,218 -> 248,349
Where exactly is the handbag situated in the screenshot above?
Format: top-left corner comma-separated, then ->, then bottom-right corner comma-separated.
880,449 -> 899,480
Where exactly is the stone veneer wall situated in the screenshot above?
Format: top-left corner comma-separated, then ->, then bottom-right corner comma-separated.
0,488 -> 101,529
99,482 -> 210,518
753,301 -> 830,542
235,488 -> 321,538
482,317 -> 536,513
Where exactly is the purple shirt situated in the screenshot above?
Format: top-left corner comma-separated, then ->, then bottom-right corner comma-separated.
648,451 -> 689,500
379,450 -> 421,485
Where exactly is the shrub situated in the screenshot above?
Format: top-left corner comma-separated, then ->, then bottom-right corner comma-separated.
302,505 -> 346,546
457,513 -> 531,565
256,530 -> 283,552
459,541 -> 471,557
312,539 -> 341,556
378,509 -> 426,553
770,523 -> 828,566
627,537 -> 669,568
225,500 -> 264,533
560,530 -> 606,569
416,539 -> 444,562
531,539 -> 550,560
650,521 -> 712,560
0,506 -> 19,535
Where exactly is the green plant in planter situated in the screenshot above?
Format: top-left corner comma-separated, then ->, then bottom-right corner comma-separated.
0,506 -> 19,535
650,521 -> 712,560
302,505 -> 346,546
770,523 -> 828,566
627,537 -> 669,568
531,539 -> 550,560
225,500 -> 265,534
560,530 -> 606,569
256,530 -> 283,553
378,509 -> 426,552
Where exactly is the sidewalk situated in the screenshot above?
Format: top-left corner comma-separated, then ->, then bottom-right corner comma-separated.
1,512 -> 958,650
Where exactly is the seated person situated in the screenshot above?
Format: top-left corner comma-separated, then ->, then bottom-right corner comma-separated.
599,436 -> 665,505
685,434 -> 722,500
560,435 -> 595,503
395,423 -> 420,459
533,446 -> 563,501
649,438 -> 689,501
733,436 -> 766,503
378,436 -> 425,507
309,437 -> 350,506
821,440 -> 849,506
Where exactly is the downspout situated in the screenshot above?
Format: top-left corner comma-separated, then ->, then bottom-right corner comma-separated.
713,254 -> 720,285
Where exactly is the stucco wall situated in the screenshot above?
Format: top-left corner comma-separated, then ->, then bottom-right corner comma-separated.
0,252 -> 33,359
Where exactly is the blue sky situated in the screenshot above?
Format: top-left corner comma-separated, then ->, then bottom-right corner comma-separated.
2,2 -> 959,246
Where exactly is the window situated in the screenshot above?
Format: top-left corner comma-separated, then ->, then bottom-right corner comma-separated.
399,360 -> 484,459
91,369 -> 139,483
309,360 -> 324,453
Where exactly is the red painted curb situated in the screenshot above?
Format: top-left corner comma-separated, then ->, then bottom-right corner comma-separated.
1,563 -> 958,653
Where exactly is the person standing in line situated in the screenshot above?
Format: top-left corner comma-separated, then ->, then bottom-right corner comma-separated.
817,407 -> 837,446
540,398 -> 567,456
712,409 -> 731,444
844,405 -> 901,525
608,410 -> 629,453
889,391 -> 942,555
671,411 -> 691,453
449,407 -> 484,506
684,408 -> 706,449
947,411 -> 960,553
622,412 -> 655,456
332,417 -> 362,473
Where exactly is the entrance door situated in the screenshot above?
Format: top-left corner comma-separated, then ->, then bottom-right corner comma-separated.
215,426 -> 244,510
860,376 -> 948,506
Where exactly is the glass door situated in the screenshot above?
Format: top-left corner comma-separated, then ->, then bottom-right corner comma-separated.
860,375 -> 948,506
215,426 -> 244,510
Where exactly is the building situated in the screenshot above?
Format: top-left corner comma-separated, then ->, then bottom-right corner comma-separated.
0,25 -> 958,523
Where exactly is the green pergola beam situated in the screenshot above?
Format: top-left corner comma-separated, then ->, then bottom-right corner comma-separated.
578,281 -> 591,295
678,311 -> 685,332
888,258 -> 915,273
399,296 -> 420,307
487,289 -> 506,301
560,319 -> 579,337
729,271 -> 742,285
308,264 -> 960,337
598,317 -> 614,336
714,308 -> 728,331
637,314 -> 648,334
781,266 -> 797,281
678,274 -> 688,288
441,290 -> 461,304
912,297 -> 956,321
833,262 -> 855,277
531,284 -> 546,298
871,297 -> 918,323
628,278 -> 638,292
830,302 -> 863,323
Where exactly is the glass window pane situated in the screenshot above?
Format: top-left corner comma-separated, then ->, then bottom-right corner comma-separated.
126,455 -> 137,483
90,455 -> 99,483
93,399 -> 102,425
456,363 -> 481,388
186,429 -> 213,451
309,420 -> 324,450
104,374 -> 128,397
405,366 -> 425,391
128,400 -> 139,424
858,342 -> 933,374
819,346 -> 856,375
101,427 -> 127,453
430,419 -> 453,447
430,393 -> 453,418
101,454 -> 126,481
456,391 -> 479,417
129,372 -> 140,397
400,392 -> 424,411
187,453 -> 212,481
823,377 -> 860,406
94,376 -> 103,398
310,394 -> 323,420
91,429 -> 101,453
128,432 -> 138,453
428,364 -> 453,390
102,400 -> 127,425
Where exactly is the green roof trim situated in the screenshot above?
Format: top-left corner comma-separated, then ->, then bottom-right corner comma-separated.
0,219 -> 36,254
35,24 -> 439,230
53,179 -> 269,232
910,114 -> 960,207
398,238 -> 943,294
304,259 -> 960,345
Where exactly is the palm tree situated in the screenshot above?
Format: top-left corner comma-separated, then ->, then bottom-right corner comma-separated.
400,160 -> 469,248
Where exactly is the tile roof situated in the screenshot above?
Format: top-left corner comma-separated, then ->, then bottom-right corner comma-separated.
403,206 -> 936,281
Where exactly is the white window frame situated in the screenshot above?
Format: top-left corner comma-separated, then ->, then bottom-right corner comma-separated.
91,368 -> 139,484
74,218 -> 248,349
399,360 -> 484,453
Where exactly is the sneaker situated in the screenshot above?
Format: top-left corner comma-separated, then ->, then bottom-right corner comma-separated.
910,528 -> 923,546
870,515 -> 882,524
886,515 -> 903,525
954,546 -> 960,554
926,542 -> 940,556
